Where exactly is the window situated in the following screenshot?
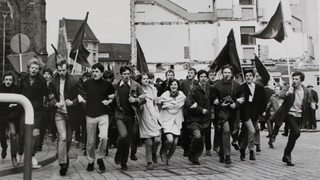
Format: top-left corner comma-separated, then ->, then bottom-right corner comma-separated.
240,0 -> 254,5
316,76 -> 320,86
240,26 -> 256,45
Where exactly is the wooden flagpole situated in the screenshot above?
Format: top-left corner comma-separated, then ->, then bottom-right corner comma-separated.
71,49 -> 79,75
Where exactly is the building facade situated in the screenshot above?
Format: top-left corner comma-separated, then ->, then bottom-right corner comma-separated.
57,18 -> 99,74
0,0 -> 47,75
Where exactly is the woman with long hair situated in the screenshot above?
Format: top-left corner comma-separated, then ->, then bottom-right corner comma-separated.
136,73 -> 162,170
159,79 -> 186,165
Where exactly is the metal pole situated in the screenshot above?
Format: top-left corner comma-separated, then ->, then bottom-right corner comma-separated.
2,13 -> 7,76
0,93 -> 34,180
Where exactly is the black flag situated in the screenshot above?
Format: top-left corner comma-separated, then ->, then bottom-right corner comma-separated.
210,29 -> 241,74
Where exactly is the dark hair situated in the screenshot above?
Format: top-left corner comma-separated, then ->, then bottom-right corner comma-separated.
56,59 -> 68,69
2,71 -> 15,81
136,72 -> 148,85
243,69 -> 255,77
188,68 -> 197,75
165,69 -> 175,77
156,78 -> 163,84
147,72 -> 155,79
82,72 -> 91,78
103,70 -> 114,79
43,68 -> 53,76
120,65 -> 132,74
91,63 -> 104,73
197,69 -> 208,79
221,65 -> 233,74
167,78 -> 180,91
292,71 -> 305,82
208,69 -> 216,75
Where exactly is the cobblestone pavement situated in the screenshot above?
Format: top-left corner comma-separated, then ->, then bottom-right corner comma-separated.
2,130 -> 320,180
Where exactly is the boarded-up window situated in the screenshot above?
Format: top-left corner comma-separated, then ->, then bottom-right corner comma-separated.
243,47 -> 255,60
242,8 -> 254,20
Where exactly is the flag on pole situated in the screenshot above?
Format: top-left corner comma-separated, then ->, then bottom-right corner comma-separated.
250,2 -> 286,43
69,12 -> 91,67
210,29 -> 242,74
254,54 -> 270,85
136,40 -> 149,73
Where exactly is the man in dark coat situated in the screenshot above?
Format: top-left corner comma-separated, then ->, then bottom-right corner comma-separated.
18,58 -> 48,168
307,85 -> 318,129
185,69 -> 210,165
238,69 -> 267,161
270,71 -> 315,166
180,68 -> 198,157
211,65 -> 244,164
157,69 -> 175,97
49,59 -> 80,175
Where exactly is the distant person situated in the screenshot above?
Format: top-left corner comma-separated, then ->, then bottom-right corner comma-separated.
157,70 -> 175,97
307,85 -> 318,129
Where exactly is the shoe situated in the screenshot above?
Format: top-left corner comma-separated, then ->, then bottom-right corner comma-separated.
266,135 -> 271,138
183,151 -> 188,157
152,153 -> 158,163
240,149 -> 246,161
147,162 -> 154,170
249,150 -> 256,160
219,154 -> 225,163
165,158 -> 170,166
192,160 -> 201,165
268,141 -> 274,149
130,155 -> 138,161
225,155 -> 232,164
206,150 -> 212,156
97,159 -> 106,172
256,145 -> 261,152
32,157 -> 42,168
160,151 -> 166,162
12,156 -> 19,167
86,163 -> 94,172
282,133 -> 288,137
1,147 -> 7,159
114,153 -> 121,165
17,154 -> 23,164
282,156 -> 294,166
231,142 -> 239,151
105,149 -> 109,157
121,164 -> 128,170
59,164 -> 68,176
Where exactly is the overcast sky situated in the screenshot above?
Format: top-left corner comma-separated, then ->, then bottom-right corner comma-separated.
46,0 -> 131,54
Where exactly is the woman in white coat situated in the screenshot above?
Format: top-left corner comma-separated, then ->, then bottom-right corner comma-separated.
159,79 -> 186,165
136,73 -> 162,170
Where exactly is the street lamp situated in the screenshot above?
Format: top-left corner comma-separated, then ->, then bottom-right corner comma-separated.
0,1 -> 11,76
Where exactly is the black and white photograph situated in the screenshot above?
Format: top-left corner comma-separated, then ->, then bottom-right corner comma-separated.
0,0 -> 319,179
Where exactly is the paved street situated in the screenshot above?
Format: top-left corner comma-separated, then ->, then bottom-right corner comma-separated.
2,129 -> 320,180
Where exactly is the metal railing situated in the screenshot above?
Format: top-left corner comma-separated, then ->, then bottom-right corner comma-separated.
0,93 -> 34,180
